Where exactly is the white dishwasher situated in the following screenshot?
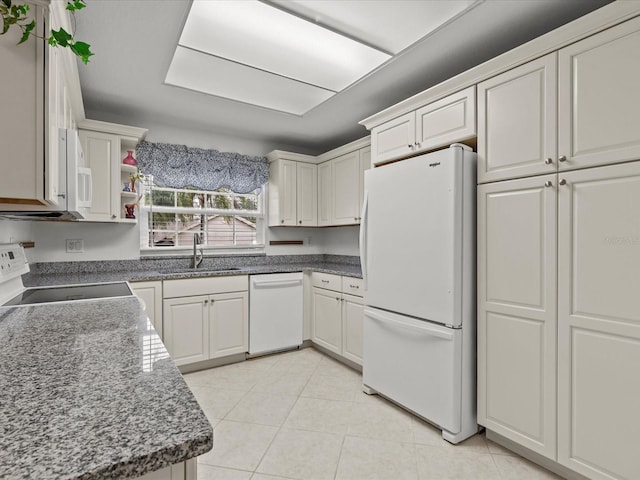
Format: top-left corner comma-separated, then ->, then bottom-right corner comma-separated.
249,272 -> 303,355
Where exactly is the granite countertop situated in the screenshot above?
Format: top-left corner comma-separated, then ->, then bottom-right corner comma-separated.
0,297 -> 213,479
23,262 -> 363,287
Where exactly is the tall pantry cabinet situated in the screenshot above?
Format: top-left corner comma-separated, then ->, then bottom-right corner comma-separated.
477,16 -> 640,480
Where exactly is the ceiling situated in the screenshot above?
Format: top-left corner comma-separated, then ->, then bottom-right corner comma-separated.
75,0 -> 612,155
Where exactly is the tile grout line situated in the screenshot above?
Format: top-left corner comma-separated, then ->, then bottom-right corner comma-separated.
248,350 -> 324,478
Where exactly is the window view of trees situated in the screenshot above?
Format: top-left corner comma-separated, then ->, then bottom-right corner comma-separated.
141,182 -> 263,249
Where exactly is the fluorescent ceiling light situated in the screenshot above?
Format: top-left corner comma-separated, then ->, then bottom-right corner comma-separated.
165,0 -> 392,115
166,46 -> 335,115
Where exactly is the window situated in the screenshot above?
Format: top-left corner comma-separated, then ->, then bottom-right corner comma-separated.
140,177 -> 265,252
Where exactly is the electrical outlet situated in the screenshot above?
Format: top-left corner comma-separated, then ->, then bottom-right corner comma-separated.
66,239 -> 84,253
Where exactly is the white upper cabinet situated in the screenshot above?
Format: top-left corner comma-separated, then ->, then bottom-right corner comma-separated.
558,16 -> 640,171
414,87 -> 476,153
268,157 -> 317,227
371,112 -> 415,165
317,161 -> 333,227
296,162 -> 318,226
477,54 -> 557,184
371,86 -> 475,165
79,130 -> 120,222
332,151 -> 361,225
78,121 -> 146,223
316,140 -> 370,227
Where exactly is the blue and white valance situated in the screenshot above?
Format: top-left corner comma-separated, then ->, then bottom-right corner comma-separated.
135,141 -> 269,194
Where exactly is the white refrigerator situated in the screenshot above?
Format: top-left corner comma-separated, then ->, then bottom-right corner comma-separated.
359,144 -> 477,443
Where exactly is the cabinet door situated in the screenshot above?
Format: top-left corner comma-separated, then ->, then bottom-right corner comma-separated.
332,151 -> 361,225
558,17 -> 640,171
358,146 -> 371,221
557,162 -> 640,480
415,86 -> 476,153
311,287 -> 342,354
0,6 -> 45,204
296,162 -> 317,226
317,161 -> 333,226
79,130 -> 119,222
477,54 -> 557,184
209,291 -> 248,359
477,174 -> 557,458
163,296 -> 209,366
131,281 -> 163,337
342,293 -> 363,365
269,159 -> 297,226
371,112 -> 415,165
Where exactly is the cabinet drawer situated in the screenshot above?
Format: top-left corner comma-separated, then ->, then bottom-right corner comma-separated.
342,277 -> 364,297
311,272 -> 341,292
163,275 -> 248,298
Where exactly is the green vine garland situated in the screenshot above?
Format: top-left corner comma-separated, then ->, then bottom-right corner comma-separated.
1,0 -> 93,63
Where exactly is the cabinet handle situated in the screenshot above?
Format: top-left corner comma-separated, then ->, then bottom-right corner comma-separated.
559,179 -> 567,186
544,181 -> 553,188
349,284 -> 359,289
558,155 -> 567,162
544,158 -> 553,165
321,280 -> 330,283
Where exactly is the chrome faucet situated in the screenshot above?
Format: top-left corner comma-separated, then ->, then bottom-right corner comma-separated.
191,233 -> 204,269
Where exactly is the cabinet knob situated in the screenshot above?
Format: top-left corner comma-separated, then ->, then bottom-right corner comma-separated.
354,217 -> 358,221
559,179 -> 567,186
281,219 -> 284,224
336,297 -> 340,301
544,181 -> 553,188
558,155 -> 567,162
544,158 -> 553,165
299,220 -> 302,224
111,214 -> 117,219
204,299 -> 208,305
407,144 -> 413,149
414,142 -> 421,148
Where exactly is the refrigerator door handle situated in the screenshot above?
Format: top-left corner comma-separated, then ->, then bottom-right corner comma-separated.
359,190 -> 369,290
366,309 -> 454,340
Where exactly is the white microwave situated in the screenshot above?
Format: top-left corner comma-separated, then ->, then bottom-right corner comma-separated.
0,129 -> 92,220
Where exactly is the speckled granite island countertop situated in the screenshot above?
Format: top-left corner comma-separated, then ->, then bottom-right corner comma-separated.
0,297 -> 213,479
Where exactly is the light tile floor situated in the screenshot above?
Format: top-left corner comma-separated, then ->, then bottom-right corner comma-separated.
184,348 -> 563,480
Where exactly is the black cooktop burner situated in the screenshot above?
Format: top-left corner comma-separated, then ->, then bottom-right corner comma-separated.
4,282 -> 133,306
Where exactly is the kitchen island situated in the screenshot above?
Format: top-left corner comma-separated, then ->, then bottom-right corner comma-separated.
0,296 -> 212,479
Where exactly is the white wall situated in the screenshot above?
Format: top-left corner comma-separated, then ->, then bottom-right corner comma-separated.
29,221 -> 140,262
0,219 -> 35,261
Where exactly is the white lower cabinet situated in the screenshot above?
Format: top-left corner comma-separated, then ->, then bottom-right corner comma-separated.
136,459 -> 195,480
477,174 -> 557,458
479,161 -> 640,480
556,162 -> 640,480
311,272 -> 363,365
163,276 -> 248,367
130,281 -> 163,337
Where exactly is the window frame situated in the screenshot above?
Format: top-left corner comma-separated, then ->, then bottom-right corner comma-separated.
139,180 -> 266,255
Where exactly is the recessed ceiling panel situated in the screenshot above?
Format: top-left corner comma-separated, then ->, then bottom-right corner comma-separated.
270,0 -> 478,54
165,46 -> 335,115
180,0 -> 391,92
